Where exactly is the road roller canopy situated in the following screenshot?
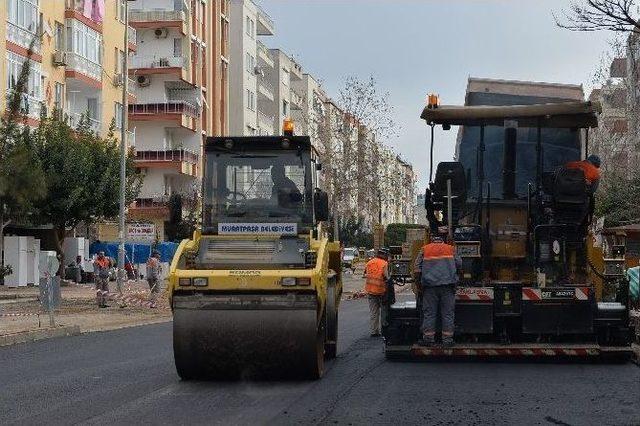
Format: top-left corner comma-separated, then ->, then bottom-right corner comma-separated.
420,101 -> 601,128
202,136 -> 318,234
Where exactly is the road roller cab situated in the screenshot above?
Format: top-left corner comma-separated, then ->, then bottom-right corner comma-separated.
169,134 -> 342,380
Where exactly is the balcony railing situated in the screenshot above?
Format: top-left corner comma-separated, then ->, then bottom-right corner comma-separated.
129,101 -> 200,118
256,41 -> 274,67
258,111 -> 274,131
65,52 -> 102,82
5,90 -> 45,120
128,26 -> 137,46
6,22 -> 41,54
134,149 -> 199,165
133,197 -> 170,209
130,55 -> 186,70
255,3 -> 275,34
129,9 -> 186,23
66,111 -> 101,134
258,79 -> 274,101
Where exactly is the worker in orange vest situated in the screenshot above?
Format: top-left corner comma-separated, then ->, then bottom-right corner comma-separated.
414,236 -> 461,347
565,155 -> 601,191
363,248 -> 390,337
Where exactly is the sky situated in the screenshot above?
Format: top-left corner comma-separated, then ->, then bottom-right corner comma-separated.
257,0 -> 612,189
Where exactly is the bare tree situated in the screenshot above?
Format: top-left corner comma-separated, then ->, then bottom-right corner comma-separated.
556,0 -> 640,33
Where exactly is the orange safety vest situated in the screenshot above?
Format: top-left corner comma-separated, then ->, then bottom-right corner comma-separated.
95,257 -> 110,269
365,257 -> 388,296
565,160 -> 601,184
423,241 -> 456,260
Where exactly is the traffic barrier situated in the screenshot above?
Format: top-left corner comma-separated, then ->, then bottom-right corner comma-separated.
0,279 -> 167,317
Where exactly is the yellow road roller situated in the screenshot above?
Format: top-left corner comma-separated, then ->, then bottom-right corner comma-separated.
168,132 -> 342,380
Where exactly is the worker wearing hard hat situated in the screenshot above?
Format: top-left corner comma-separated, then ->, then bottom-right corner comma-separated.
414,235 -> 461,347
565,155 -> 601,192
363,248 -> 390,337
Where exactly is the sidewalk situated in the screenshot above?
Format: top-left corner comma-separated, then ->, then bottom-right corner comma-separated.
0,280 -> 171,346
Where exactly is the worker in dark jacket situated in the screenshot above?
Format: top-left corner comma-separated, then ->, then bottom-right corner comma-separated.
414,236 -> 461,347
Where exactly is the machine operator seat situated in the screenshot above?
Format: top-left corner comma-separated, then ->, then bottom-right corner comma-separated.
552,166 -> 589,225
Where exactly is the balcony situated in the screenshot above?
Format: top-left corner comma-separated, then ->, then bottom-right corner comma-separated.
6,22 -> 41,55
128,26 -> 137,50
291,89 -> 304,110
258,111 -> 275,135
257,41 -> 274,68
129,197 -> 170,218
134,148 -> 199,176
129,101 -> 200,131
65,52 -> 102,86
65,0 -> 102,32
66,111 -> 101,134
255,4 -> 275,36
130,55 -> 187,74
5,90 -> 44,122
258,79 -> 274,102
129,9 -> 187,27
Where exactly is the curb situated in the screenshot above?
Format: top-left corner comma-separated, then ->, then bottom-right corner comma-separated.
632,343 -> 640,366
0,325 -> 81,347
81,317 -> 172,335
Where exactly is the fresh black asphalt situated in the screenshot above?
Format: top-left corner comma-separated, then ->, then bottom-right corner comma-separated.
1,299 -> 639,425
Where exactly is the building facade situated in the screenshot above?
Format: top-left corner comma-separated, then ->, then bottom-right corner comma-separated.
126,0 -> 229,233
228,0 -> 273,136
3,0 -> 135,136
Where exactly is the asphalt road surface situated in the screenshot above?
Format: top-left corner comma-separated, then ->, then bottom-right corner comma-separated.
1,298 -> 639,426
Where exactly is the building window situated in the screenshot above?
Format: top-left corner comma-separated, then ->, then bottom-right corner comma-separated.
66,19 -> 102,65
282,100 -> 289,118
7,0 -> 39,33
115,102 -> 123,129
245,53 -> 255,74
114,48 -> 125,74
87,98 -> 99,121
117,0 -> 127,23
246,89 -> 255,111
53,82 -> 64,112
6,51 -> 43,100
245,16 -> 254,38
173,38 -> 182,57
54,21 -> 64,51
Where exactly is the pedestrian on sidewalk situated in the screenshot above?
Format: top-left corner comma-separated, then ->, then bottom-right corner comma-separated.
363,248 -> 390,337
93,251 -> 110,308
146,251 -> 162,307
414,235 -> 461,347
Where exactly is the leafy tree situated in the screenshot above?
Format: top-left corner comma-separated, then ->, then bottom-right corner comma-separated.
338,216 -> 373,248
165,190 -> 200,242
0,43 -> 46,280
33,115 -> 142,270
384,224 -> 427,247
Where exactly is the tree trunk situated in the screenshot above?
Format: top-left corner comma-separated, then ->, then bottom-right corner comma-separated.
53,226 -> 66,278
0,209 -> 4,285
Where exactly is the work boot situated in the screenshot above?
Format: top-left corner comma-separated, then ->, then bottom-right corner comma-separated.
417,337 -> 436,347
442,337 -> 454,348
370,332 -> 381,337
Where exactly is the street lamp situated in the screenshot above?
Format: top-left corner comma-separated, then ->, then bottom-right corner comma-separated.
117,0 -> 136,295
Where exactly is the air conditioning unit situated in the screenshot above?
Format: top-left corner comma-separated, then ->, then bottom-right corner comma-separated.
113,73 -> 125,87
154,28 -> 169,39
254,66 -> 264,77
53,51 -> 67,66
137,75 -> 152,87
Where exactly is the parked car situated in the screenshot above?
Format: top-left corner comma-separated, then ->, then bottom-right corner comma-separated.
341,247 -> 359,271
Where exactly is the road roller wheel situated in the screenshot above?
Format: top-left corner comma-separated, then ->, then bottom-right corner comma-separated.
325,276 -> 339,360
308,319 -> 325,379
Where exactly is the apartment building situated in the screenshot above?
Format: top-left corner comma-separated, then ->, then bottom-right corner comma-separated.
228,0 -> 273,136
2,0 -> 135,136
126,0 -> 229,234
291,72 -> 326,146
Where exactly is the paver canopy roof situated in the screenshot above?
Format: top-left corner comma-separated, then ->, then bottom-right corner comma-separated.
420,101 -> 601,128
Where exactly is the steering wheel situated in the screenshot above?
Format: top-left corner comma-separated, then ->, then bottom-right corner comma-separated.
226,191 -> 247,200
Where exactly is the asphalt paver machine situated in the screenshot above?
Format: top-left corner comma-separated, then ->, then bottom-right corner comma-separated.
383,100 -> 634,360
169,132 -> 342,379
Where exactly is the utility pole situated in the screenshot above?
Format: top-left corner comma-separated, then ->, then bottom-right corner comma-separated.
117,1 -> 131,295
